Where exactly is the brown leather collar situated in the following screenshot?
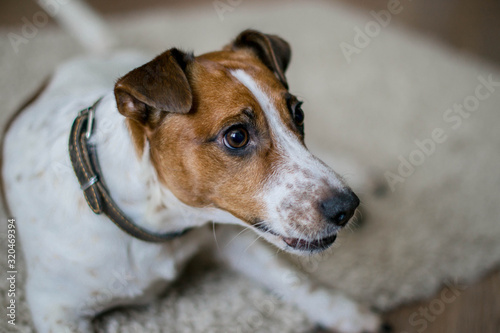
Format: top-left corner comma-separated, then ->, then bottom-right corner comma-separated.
69,98 -> 191,242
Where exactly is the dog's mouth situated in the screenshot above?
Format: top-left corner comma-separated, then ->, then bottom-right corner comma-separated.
255,223 -> 337,252
282,233 -> 337,251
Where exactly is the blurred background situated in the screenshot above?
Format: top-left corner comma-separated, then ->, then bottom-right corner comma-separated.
2,0 -> 500,64
1,1 -> 499,333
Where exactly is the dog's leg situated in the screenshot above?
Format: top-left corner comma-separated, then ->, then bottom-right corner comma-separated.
26,281 -> 93,333
214,227 -> 381,333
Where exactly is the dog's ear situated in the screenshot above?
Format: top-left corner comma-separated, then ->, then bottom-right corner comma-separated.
230,30 -> 291,89
114,48 -> 193,128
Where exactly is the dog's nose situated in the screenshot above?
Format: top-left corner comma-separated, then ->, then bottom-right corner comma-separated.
319,191 -> 360,226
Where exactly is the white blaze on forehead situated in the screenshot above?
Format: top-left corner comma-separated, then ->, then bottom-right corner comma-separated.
230,69 -> 301,155
230,69 -> 348,237
230,69 -> 341,176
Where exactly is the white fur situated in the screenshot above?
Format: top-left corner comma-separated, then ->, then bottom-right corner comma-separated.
230,70 -> 348,251
3,57 -> 379,333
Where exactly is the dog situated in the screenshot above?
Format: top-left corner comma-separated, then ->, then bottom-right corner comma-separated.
2,30 -> 381,333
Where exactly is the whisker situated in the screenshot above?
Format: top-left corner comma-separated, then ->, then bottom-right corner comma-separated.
243,234 -> 263,254
224,226 -> 253,249
212,221 -> 220,251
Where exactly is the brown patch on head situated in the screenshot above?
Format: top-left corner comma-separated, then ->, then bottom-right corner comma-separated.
114,48 -> 194,157
148,54 -> 286,223
126,119 -> 146,157
114,31 -> 307,226
229,29 -> 291,89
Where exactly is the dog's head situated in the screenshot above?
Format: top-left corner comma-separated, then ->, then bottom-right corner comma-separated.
114,30 -> 359,254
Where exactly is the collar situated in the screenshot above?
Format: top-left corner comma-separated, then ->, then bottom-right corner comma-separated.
68,97 -> 191,242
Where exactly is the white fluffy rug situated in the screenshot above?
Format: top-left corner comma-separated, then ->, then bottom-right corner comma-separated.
1,1 -> 500,332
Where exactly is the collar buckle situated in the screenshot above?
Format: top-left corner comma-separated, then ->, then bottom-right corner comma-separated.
69,96 -> 192,243
78,97 -> 103,140
85,107 -> 95,139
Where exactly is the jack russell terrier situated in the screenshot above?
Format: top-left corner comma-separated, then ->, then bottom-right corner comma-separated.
2,30 -> 382,333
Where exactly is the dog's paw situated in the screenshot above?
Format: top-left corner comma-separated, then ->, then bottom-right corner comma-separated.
306,296 -> 381,333
325,306 -> 381,333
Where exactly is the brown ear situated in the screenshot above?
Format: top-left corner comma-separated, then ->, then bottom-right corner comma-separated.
114,48 -> 193,127
231,30 -> 291,89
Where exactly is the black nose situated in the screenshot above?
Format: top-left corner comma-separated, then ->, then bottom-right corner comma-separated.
319,191 -> 360,226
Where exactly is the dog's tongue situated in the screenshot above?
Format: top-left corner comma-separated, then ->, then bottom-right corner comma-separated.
283,234 -> 338,250
283,237 -> 306,248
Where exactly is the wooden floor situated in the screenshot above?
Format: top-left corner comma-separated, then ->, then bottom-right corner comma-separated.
384,269 -> 500,333
1,1 -> 499,332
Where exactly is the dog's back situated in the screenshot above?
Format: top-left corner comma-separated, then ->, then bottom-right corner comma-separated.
2,51 -> 147,214
1,52 -> 160,331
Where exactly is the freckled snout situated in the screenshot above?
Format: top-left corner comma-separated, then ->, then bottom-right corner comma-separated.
319,191 -> 360,227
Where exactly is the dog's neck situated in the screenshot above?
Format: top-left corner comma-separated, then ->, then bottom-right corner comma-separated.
89,93 -> 241,234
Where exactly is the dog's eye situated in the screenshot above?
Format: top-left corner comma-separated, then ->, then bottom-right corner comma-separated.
224,127 -> 249,149
293,103 -> 305,126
